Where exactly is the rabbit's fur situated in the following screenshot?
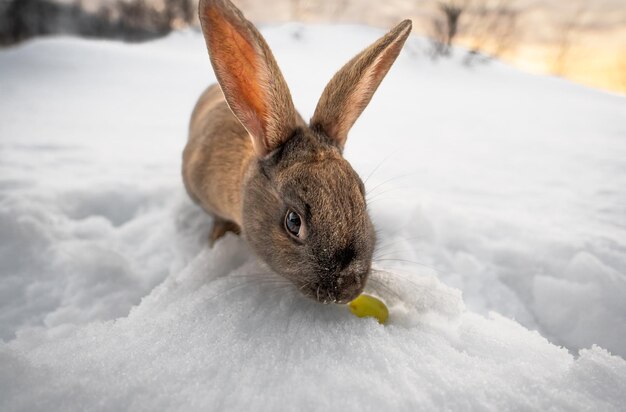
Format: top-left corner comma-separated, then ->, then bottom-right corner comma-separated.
183,0 -> 412,303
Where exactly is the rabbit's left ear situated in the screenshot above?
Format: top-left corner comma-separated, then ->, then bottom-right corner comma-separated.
310,20 -> 412,149
199,0 -> 299,157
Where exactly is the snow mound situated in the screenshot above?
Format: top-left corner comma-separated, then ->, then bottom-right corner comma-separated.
1,24 -> 625,409
2,235 -> 626,411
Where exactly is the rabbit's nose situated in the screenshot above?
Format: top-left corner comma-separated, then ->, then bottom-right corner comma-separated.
334,246 -> 356,272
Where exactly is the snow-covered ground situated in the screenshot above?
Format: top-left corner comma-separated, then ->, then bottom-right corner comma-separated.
1,24 -> 625,410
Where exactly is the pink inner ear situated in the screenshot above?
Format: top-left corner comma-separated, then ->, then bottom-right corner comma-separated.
239,110 -> 266,155
204,5 -> 268,145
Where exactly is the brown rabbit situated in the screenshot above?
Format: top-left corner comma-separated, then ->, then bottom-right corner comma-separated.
183,0 -> 412,303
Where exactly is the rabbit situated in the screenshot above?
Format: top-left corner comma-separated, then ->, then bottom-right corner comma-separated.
183,0 -> 412,304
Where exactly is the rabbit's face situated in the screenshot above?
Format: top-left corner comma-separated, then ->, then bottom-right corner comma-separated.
243,130 -> 375,303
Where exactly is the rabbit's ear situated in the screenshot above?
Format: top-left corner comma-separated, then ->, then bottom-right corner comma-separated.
310,20 -> 412,148
199,0 -> 298,157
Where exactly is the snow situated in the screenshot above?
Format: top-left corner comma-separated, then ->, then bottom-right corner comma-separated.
1,24 -> 626,410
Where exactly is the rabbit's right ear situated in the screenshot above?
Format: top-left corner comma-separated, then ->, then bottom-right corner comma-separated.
199,0 -> 298,157
311,20 -> 412,149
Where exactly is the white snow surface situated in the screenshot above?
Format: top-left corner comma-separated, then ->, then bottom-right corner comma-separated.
1,24 -> 626,410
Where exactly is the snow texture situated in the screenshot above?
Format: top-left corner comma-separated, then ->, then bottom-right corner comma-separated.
1,24 -> 625,410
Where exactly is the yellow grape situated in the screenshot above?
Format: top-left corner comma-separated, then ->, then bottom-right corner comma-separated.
348,294 -> 388,324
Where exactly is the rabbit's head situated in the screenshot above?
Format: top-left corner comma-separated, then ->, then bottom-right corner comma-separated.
199,0 -> 411,303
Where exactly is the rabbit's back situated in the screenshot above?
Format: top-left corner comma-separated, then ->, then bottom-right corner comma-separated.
183,84 -> 254,225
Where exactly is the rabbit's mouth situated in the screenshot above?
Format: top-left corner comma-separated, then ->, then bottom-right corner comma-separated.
299,272 -> 368,305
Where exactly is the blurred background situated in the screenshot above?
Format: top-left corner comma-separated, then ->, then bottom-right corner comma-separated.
0,0 -> 625,94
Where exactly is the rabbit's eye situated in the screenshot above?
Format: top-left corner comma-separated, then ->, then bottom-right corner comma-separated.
285,210 -> 302,238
